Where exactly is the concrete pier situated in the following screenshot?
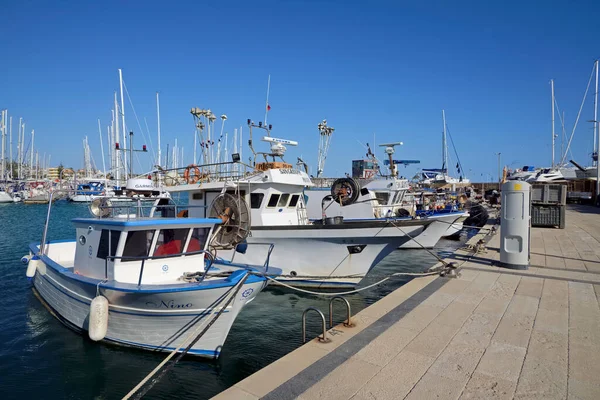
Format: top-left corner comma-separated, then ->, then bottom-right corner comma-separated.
214,205 -> 600,400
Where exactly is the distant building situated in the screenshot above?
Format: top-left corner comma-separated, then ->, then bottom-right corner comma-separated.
47,166 -> 74,180
47,167 -> 60,180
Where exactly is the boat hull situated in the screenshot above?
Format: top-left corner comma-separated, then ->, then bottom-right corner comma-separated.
31,255 -> 264,358
68,194 -> 103,202
0,191 -> 13,203
220,220 -> 428,288
399,212 -> 467,249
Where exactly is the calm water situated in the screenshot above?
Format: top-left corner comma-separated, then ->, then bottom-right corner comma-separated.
0,201 -> 468,400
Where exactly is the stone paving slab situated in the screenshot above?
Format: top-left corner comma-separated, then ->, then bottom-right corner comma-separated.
213,206 -> 600,400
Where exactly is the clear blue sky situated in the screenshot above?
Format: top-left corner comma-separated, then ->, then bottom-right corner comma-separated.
2,0 -> 600,181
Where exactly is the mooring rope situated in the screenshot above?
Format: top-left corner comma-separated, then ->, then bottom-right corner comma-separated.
122,273 -> 249,400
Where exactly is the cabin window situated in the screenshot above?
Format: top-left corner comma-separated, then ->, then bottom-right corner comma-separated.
97,230 -> 121,260
393,191 -> 405,204
186,227 -> 209,254
267,194 -> 280,208
374,192 -> 390,205
154,228 -> 189,257
251,193 -> 264,209
288,194 -> 300,208
192,192 -> 203,200
277,193 -> 290,207
122,230 -> 155,261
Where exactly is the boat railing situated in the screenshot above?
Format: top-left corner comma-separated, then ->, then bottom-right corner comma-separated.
230,242 -> 275,272
154,160 -> 262,187
106,249 -> 215,286
93,201 -> 208,220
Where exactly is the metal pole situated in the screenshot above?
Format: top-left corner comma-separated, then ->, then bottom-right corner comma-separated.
496,152 -> 501,190
594,60 -> 599,167
129,131 -> 133,178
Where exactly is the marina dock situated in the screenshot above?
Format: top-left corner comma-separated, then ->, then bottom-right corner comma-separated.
214,205 -> 600,400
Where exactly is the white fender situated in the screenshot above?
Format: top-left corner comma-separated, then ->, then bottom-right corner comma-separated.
26,256 -> 41,278
21,254 -> 33,265
89,295 -> 109,341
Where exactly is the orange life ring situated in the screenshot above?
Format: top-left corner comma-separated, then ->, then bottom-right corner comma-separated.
184,164 -> 201,184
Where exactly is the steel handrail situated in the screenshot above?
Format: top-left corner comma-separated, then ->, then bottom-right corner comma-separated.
328,296 -> 353,328
230,242 -> 275,272
302,307 -> 330,344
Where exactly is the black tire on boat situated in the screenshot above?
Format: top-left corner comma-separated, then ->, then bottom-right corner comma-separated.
330,178 -> 360,206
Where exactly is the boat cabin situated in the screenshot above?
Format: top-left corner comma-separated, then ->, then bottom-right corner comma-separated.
169,166 -> 313,226
305,178 -> 410,220
75,181 -> 105,195
65,217 -> 221,285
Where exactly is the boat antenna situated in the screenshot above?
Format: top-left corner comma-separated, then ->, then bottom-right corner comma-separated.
378,142 -> 403,177
264,74 -> 271,126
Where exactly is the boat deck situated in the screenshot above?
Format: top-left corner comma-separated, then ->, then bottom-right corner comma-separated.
214,205 -> 600,400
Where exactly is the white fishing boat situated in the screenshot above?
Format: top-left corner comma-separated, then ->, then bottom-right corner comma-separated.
166,120 -> 433,288
24,193 -> 275,358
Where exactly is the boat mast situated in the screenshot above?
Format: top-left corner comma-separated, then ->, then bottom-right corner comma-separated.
114,92 -> 121,187
17,117 -> 21,180
1,110 -> 5,181
9,116 -> 12,180
98,119 -> 106,177
551,79 -> 555,167
30,129 -> 35,180
442,110 -> 448,175
118,69 -> 127,177
156,92 -> 162,184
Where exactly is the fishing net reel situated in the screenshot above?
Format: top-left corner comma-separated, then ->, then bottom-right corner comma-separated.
208,192 -> 250,249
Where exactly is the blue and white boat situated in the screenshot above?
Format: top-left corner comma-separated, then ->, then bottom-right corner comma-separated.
68,181 -> 106,202
24,195 -> 275,358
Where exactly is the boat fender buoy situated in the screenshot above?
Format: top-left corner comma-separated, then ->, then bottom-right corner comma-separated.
21,254 -> 33,265
89,295 -> 109,341
26,256 -> 41,278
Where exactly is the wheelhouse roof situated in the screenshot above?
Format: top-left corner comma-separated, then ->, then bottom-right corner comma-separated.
71,217 -> 222,229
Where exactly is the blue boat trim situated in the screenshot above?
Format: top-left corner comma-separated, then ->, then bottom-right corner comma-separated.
71,217 -> 223,228
36,273 -> 232,317
105,337 -> 221,357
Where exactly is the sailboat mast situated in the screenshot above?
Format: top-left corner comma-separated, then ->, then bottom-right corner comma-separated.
156,92 -> 162,169
9,116 -> 12,179
114,92 -> 121,187
442,110 -> 448,174
1,110 -> 5,181
30,129 -> 35,179
551,79 -> 555,167
17,117 -> 21,180
118,69 -> 127,176
98,119 -> 106,177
